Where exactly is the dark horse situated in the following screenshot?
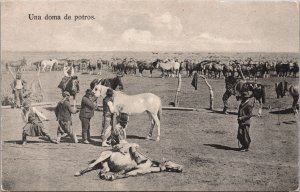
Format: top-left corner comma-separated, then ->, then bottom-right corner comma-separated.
136,60 -> 159,77
222,77 -> 266,117
58,76 -> 80,108
275,81 -> 299,114
90,76 -> 124,91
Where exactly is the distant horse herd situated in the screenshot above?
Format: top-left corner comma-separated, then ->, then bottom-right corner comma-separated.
3,55 -> 299,114
4,56 -> 299,79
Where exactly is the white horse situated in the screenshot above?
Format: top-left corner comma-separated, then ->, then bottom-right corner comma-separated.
157,59 -> 181,77
74,142 -> 183,180
92,84 -> 162,141
40,59 -> 58,72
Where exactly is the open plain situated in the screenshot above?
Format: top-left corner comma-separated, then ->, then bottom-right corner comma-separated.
1,52 -> 299,191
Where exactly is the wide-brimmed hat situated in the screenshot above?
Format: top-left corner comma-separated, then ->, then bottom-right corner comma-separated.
241,91 -> 252,98
106,88 -> 113,96
118,113 -> 129,123
116,72 -> 123,77
85,89 -> 93,95
62,91 -> 70,97
23,100 -> 31,108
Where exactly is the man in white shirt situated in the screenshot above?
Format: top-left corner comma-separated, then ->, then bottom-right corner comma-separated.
11,72 -> 26,108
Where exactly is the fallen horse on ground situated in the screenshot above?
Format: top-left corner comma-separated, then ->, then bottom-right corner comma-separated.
74,141 -> 183,181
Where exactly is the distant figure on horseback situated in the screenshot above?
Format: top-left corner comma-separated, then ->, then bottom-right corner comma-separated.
58,61 -> 75,90
222,64 -> 246,114
222,64 -> 266,116
58,61 -> 79,108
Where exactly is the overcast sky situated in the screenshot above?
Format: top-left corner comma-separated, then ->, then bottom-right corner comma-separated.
1,0 -> 299,52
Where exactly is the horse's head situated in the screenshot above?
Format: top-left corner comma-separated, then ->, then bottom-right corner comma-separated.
68,76 -> 79,96
152,59 -> 160,68
116,76 -> 124,91
92,84 -> 108,98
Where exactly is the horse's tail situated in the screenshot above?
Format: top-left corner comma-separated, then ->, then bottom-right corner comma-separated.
261,85 -> 266,104
157,100 -> 162,121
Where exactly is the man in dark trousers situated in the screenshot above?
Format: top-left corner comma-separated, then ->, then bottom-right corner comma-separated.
101,88 -> 115,147
237,90 -> 254,152
79,89 -> 98,144
55,91 -> 79,143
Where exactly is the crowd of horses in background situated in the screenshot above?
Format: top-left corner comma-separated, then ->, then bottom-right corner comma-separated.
4,56 -> 299,79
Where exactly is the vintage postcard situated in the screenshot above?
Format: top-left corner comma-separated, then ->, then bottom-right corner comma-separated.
1,0 -> 299,191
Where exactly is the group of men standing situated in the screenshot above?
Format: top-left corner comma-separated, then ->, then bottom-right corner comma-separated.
14,61 -> 253,151
18,61 -> 124,147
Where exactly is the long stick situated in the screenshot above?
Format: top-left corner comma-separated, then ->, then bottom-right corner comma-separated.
174,73 -> 182,107
37,67 -> 43,91
8,67 -> 16,79
198,75 -> 214,110
236,64 -> 246,81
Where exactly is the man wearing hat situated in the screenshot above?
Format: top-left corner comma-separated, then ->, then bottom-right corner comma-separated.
111,112 -> 129,146
10,72 -> 26,108
116,72 -> 123,77
237,90 -> 254,152
55,91 -> 79,143
79,89 -> 98,144
21,100 -> 57,145
101,88 -> 115,147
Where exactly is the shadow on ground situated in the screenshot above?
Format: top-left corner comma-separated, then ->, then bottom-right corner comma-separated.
269,108 -> 293,114
209,110 -> 238,115
127,135 -> 147,140
204,144 -> 240,151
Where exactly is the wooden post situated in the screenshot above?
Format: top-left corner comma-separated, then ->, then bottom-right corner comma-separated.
199,75 -> 214,110
174,73 -> 182,107
8,67 -> 15,79
37,67 -> 43,91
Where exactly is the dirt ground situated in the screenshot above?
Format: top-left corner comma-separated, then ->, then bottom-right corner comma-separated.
1,68 -> 298,191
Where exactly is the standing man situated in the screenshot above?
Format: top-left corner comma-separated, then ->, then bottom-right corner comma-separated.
101,88 -> 115,147
55,91 -> 79,143
79,89 -> 98,144
11,72 -> 26,108
222,64 -> 245,114
21,100 -> 57,145
237,90 -> 254,152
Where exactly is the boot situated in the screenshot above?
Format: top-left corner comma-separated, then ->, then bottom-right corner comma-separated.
73,134 -> 78,143
101,140 -> 110,147
223,107 -> 228,114
22,134 -> 27,145
56,135 -> 61,144
45,135 -> 58,144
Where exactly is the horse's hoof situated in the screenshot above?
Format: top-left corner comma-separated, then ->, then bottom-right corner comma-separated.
146,136 -> 151,140
74,172 -> 81,177
156,137 -> 160,141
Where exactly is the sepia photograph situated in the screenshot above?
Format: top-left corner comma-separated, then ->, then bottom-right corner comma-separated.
1,0 -> 299,191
